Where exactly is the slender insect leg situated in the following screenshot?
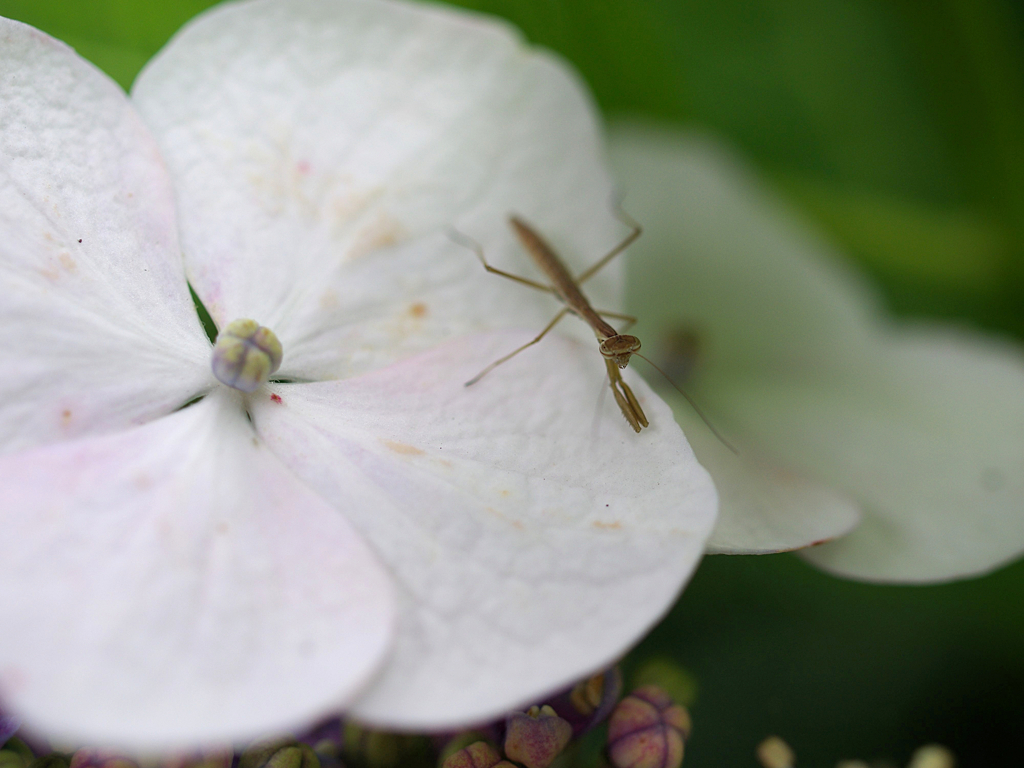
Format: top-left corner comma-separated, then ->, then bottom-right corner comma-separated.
575,207 -> 642,285
604,358 -> 648,432
594,309 -> 638,331
620,381 -> 649,428
447,227 -> 555,294
465,308 -> 571,386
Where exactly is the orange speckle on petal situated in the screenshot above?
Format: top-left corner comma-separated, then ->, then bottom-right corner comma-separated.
319,289 -> 339,310
270,393 -> 283,404
382,439 -> 424,456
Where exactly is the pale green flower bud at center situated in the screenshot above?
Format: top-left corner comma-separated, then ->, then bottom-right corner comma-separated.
211,319 -> 283,393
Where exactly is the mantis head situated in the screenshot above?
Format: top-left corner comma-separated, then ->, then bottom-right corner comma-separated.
599,335 -> 641,368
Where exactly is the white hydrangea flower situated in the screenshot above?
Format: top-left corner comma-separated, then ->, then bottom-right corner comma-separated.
0,3 -> 718,750
609,123 -> 1024,583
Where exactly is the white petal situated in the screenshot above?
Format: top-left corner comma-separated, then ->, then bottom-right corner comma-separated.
756,327 -> 1024,582
679,406 -> 859,555
0,392 -> 394,749
250,332 -> 717,728
0,19 -> 213,454
131,0 -> 627,381
610,124 -> 1024,581
608,125 -> 865,554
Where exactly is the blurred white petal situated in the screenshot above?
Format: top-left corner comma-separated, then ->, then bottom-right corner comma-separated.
609,123 -> 1024,581
679,407 -> 859,554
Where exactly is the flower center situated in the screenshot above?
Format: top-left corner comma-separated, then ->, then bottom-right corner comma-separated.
211,319 -> 283,393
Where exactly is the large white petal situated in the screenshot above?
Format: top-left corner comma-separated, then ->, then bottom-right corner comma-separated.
738,327 -> 1024,582
608,125 -> 864,554
679,406 -> 859,554
132,0 -> 627,381
0,19 -> 213,454
609,124 -> 1024,580
0,391 -> 394,749
250,332 -> 717,728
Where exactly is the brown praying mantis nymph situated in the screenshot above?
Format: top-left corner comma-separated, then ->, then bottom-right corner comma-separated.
451,212 -> 736,443
458,213 -> 647,430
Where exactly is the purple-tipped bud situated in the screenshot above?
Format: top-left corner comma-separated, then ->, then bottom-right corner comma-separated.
547,668 -> 623,737
503,706 -> 573,768
441,742 -> 515,768
69,751 -> 137,768
0,711 -> 20,745
607,686 -> 691,768
239,739 -> 319,768
297,717 -> 345,768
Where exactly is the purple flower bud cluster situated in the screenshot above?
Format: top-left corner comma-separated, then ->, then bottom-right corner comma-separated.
0,669 -> 692,768
440,674 -> 691,768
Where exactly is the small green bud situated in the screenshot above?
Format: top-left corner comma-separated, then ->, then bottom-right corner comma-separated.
503,706 -> 573,768
440,742 -> 514,768
239,739 -> 318,768
907,745 -> 955,768
754,736 -> 794,768
27,757 -> 70,768
630,657 -> 698,708
437,733 -> 491,768
0,752 -> 25,768
160,750 -> 232,768
211,319 -> 283,393
2,740 -> 32,763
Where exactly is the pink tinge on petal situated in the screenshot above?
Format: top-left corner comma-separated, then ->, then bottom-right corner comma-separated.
251,331 -> 718,730
0,392 -> 394,750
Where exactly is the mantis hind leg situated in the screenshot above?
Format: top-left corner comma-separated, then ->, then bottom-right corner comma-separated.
575,205 -> 642,285
464,308 -> 570,386
448,227 -> 555,294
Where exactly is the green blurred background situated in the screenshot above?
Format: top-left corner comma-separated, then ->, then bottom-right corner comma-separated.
2,0 -> 1022,764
